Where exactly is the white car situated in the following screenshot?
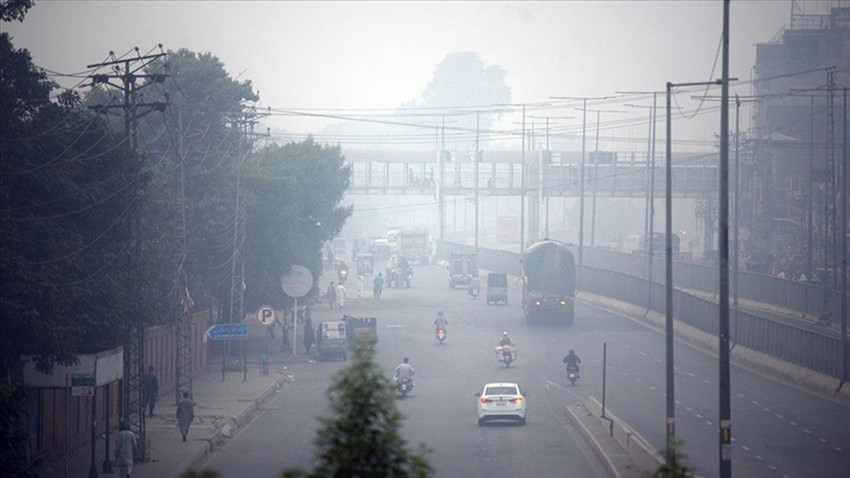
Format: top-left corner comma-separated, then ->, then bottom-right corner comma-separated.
476,382 -> 527,426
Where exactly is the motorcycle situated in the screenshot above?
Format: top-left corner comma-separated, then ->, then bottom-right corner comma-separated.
436,327 -> 447,344
567,366 -> 579,386
495,344 -> 516,367
468,286 -> 479,299
396,376 -> 414,397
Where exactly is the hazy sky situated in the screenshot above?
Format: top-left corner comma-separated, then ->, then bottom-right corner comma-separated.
4,1 -> 806,146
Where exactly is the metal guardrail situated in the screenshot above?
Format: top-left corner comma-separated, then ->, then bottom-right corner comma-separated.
437,240 -> 847,379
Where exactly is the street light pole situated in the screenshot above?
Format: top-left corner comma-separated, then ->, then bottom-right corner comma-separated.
665,77 -> 723,467
475,111 -> 480,257
521,105 -> 526,256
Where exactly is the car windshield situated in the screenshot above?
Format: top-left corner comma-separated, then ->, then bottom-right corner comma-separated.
485,386 -> 517,396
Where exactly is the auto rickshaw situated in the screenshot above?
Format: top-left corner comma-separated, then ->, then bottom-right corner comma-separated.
355,253 -> 374,275
486,271 -> 508,305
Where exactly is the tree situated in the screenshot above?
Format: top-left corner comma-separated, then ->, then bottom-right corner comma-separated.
1,22 -> 136,476
406,51 -> 511,142
242,137 -> 351,312
296,345 -> 430,477
320,51 -> 511,151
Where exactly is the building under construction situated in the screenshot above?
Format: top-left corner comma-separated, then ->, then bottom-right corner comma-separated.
748,1 -> 849,282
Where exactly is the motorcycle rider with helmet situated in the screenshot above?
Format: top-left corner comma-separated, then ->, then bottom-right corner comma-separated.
562,349 -> 581,378
499,331 -> 514,347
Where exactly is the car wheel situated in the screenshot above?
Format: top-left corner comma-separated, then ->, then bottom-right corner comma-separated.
478,417 -> 486,426
517,416 -> 526,426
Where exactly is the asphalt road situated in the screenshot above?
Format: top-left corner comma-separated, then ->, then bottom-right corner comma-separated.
199,262 -> 850,478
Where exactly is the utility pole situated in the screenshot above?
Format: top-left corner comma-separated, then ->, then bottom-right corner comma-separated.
87,47 -> 168,470
521,105 -> 526,256
589,109 -> 627,247
623,93 -> 661,316
665,77 -> 724,469
718,2 -> 732,476
550,96 -> 616,266
474,111 -> 480,257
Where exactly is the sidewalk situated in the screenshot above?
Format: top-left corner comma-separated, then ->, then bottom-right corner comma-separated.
35,331 -> 307,478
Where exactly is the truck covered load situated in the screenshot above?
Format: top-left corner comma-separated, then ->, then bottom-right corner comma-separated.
522,240 -> 577,323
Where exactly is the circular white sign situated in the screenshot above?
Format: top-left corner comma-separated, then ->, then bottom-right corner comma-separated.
256,305 -> 276,327
281,265 -> 313,298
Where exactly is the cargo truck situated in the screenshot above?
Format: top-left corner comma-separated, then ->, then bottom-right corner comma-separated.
522,240 -> 577,324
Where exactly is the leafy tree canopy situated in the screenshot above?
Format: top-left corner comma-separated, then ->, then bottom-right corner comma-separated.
294,345 -> 430,477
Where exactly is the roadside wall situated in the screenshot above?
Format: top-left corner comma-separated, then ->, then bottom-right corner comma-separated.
29,309 -> 211,461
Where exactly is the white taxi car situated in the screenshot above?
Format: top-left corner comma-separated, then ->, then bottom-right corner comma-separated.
475,382 -> 527,426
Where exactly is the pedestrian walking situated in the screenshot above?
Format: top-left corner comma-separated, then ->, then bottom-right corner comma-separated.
176,391 -> 195,442
303,319 -> 315,355
326,281 -> 336,310
335,282 -> 346,310
373,273 -> 384,301
356,274 -> 364,298
142,365 -> 158,416
114,422 -> 136,478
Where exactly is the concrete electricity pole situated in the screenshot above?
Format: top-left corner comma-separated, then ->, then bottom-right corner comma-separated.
87,47 -> 169,473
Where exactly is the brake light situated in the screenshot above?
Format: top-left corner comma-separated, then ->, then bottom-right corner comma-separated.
512,397 -> 523,404
480,397 -> 490,403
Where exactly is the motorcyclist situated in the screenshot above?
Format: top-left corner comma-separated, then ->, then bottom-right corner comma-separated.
434,311 -> 448,332
394,357 -> 415,386
499,331 -> 514,347
562,349 -> 581,378
468,275 -> 481,299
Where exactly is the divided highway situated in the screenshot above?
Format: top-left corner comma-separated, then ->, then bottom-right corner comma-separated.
200,263 -> 850,478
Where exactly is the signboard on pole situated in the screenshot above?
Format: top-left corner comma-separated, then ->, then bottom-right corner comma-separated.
281,265 -> 313,298
256,305 -> 276,327
205,323 -> 248,340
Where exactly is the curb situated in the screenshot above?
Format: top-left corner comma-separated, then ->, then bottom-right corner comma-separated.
177,374 -> 290,477
564,404 -> 622,478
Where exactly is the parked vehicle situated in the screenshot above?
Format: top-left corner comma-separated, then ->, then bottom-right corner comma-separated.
486,272 -> 508,305
317,315 -> 377,361
317,321 -> 348,361
449,252 -> 477,288
522,240 -> 577,324
476,382 -> 527,426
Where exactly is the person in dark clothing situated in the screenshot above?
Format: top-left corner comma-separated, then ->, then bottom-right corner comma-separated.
563,349 -> 581,378
303,320 -> 315,355
176,391 -> 194,442
143,365 -> 159,416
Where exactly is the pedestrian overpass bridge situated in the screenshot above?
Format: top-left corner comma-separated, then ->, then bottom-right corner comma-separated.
344,149 -> 720,198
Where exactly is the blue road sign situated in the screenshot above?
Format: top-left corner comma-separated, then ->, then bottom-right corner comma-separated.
206,323 -> 248,340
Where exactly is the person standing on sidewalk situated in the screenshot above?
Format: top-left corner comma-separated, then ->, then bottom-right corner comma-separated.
143,365 -> 158,416
335,282 -> 346,310
176,391 -> 195,442
326,281 -> 336,310
114,421 -> 136,478
303,319 -> 315,355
